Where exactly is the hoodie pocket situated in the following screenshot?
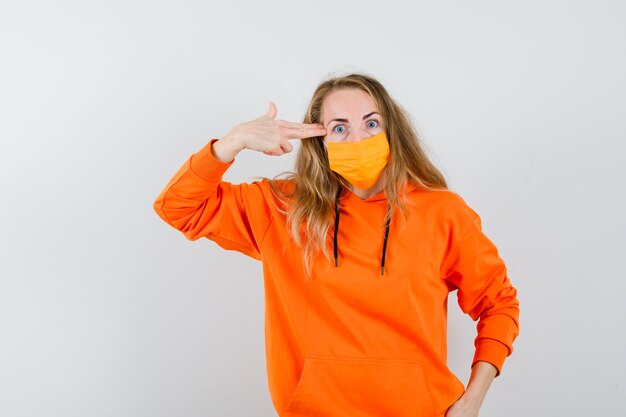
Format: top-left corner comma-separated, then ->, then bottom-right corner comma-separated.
283,356 -> 437,417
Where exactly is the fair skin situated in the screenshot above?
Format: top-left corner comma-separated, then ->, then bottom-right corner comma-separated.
211,93 -> 498,416
445,361 -> 498,417
210,101 -> 325,163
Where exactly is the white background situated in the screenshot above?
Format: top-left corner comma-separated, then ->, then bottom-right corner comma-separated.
1,1 -> 625,416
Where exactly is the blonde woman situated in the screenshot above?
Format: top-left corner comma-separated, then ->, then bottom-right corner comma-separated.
153,73 -> 520,417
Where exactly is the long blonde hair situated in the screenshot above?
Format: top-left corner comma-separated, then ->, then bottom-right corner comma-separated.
259,72 -> 448,280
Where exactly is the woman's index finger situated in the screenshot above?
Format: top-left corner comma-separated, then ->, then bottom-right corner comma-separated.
286,124 -> 327,139
279,119 -> 325,129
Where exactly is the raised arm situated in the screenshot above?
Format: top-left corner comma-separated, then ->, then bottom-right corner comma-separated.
153,102 -> 327,259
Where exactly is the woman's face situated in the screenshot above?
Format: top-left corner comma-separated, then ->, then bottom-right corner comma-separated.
320,88 -> 384,144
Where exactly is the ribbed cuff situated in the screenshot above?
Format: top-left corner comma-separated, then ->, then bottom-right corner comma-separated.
472,338 -> 510,377
189,138 -> 235,182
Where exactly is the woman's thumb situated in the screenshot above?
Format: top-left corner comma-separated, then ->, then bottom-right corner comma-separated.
264,101 -> 277,120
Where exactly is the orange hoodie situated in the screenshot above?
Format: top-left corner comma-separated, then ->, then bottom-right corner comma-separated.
153,138 -> 520,417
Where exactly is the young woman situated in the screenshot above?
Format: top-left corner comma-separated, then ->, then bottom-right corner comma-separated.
153,73 -> 520,417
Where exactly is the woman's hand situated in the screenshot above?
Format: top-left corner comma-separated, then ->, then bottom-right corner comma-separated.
444,393 -> 481,417
214,101 -> 326,161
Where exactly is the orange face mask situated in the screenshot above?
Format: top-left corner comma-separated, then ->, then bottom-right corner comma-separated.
326,131 -> 390,190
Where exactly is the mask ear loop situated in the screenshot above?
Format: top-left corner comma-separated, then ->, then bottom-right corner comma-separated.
333,186 -> 342,267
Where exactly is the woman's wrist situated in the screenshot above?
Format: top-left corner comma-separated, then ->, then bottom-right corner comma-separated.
463,361 -> 497,403
211,132 -> 244,163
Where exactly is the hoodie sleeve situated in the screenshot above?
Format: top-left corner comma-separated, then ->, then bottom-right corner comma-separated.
153,138 -> 273,261
441,197 -> 520,378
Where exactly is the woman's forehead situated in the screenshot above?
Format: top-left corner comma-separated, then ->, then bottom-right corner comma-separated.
321,89 -> 379,122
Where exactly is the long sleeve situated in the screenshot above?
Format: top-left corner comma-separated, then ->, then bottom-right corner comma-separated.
153,138 -> 274,260
441,199 -> 520,378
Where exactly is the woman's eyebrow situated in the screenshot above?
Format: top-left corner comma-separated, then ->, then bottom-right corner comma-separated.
327,111 -> 380,125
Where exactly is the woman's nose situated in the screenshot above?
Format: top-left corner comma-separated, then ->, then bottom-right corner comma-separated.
346,130 -> 370,143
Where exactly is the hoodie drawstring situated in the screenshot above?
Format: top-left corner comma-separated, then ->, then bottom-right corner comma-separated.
333,186 -> 391,276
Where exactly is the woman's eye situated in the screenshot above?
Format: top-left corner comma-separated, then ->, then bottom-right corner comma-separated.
332,120 -> 378,134
332,125 -> 345,134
